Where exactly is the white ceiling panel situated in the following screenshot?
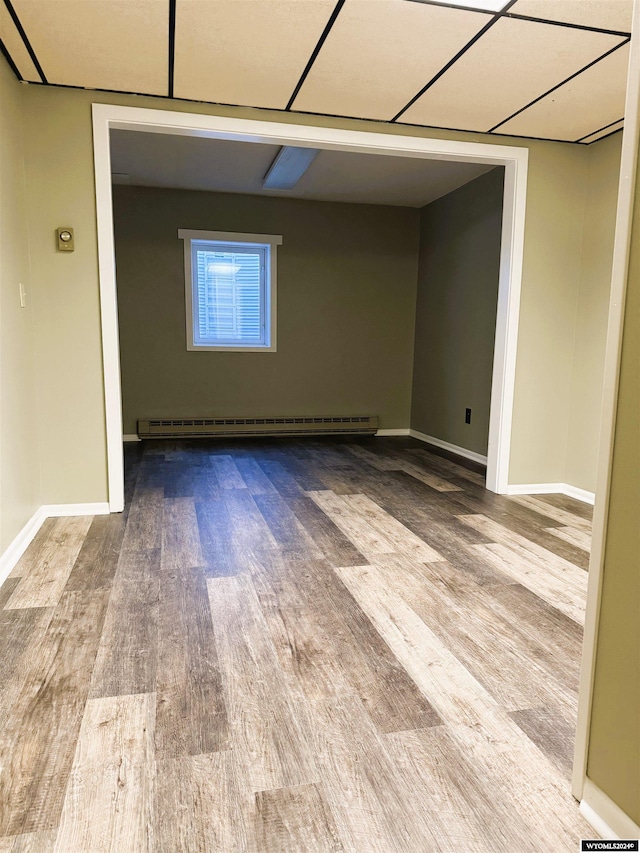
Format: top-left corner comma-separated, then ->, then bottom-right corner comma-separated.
12,0 -> 169,94
110,130 -> 496,208
401,16 -> 625,132
293,1 -> 491,120
509,0 -> 632,33
13,0 -> 169,95
580,119 -> 624,144
0,2 -> 40,81
174,0 -> 336,109
498,43 -> 629,141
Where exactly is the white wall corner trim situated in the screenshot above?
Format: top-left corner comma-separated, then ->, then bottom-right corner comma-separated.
409,429 -> 488,465
580,778 -> 640,841
123,434 -> 141,442
376,429 -> 411,436
92,102 -> 528,510
0,507 -> 46,588
486,149 -> 528,494
505,483 -> 596,505
93,104 -> 125,513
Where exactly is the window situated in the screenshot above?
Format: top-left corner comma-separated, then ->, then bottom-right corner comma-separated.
178,229 -> 281,351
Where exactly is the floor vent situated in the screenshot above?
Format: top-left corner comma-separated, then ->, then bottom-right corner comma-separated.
137,415 -> 379,439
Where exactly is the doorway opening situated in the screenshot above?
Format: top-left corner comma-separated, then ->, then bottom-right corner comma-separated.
92,104 -> 527,512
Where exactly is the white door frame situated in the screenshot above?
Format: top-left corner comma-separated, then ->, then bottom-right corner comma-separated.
92,103 -> 529,512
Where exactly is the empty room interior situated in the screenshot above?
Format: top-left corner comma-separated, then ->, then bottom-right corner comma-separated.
0,0 -> 638,851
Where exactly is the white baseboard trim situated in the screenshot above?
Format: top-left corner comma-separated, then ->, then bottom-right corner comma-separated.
0,502 -> 111,589
123,434 -> 141,442
42,503 -> 110,517
580,778 -> 640,840
394,432 -> 596,504
506,482 -> 566,496
562,484 -> 596,505
506,483 -> 596,505
409,429 -> 488,466
0,507 -> 46,588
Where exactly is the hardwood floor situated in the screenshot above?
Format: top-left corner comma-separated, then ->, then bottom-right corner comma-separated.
0,436 -> 594,852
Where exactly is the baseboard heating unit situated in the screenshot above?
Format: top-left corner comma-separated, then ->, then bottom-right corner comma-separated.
137,415 -> 379,439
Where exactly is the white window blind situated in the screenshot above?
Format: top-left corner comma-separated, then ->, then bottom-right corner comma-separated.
179,230 -> 281,352
192,241 -> 266,346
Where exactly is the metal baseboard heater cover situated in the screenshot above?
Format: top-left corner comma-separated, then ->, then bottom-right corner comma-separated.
137,415 -> 379,439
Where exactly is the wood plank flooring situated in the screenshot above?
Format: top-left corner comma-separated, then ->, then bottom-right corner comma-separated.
0,436 -> 594,851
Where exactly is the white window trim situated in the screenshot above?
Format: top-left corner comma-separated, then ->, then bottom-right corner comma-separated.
178,229 -> 282,352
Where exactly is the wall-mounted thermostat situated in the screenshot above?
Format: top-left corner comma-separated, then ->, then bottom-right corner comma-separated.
56,227 -> 74,252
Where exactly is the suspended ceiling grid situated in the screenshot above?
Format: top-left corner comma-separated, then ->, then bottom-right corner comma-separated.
0,0 -> 632,144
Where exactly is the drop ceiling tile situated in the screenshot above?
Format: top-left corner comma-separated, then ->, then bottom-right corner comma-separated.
0,2 -> 41,81
401,16 -> 625,132
509,0 -> 632,34
11,0 -> 168,94
174,0 -> 336,110
498,43 -> 629,141
293,0 -> 491,121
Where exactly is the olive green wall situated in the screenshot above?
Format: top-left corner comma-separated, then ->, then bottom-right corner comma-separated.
22,87 -> 109,504
411,168 -> 504,455
567,133 -> 623,493
586,151 -> 640,825
408,136 -> 619,485
113,185 -> 419,433
509,141 -> 597,487
15,82 -> 618,503
0,58 -> 41,550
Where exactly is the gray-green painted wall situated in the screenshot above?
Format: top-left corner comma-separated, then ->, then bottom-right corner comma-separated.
0,56 -> 41,551
17,84 -> 617,500
566,132 -> 622,493
410,168 -> 504,455
586,147 -> 640,824
114,185 -> 420,434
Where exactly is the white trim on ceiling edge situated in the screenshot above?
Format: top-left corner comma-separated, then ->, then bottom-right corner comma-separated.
580,778 -> 640,841
409,428 -> 488,465
506,483 -> 596,505
0,503 -> 110,588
